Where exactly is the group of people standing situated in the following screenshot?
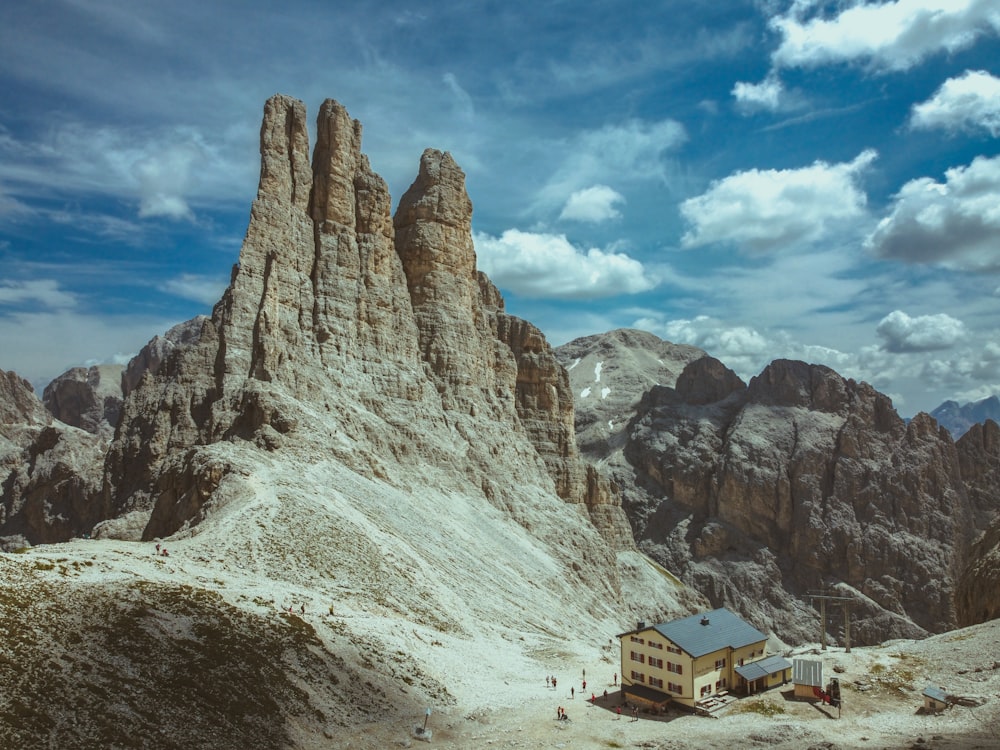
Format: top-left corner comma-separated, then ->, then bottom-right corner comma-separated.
549,670 -> 638,723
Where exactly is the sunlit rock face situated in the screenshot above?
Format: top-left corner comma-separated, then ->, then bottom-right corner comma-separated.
560,333 -> 997,645
78,95 -> 629,551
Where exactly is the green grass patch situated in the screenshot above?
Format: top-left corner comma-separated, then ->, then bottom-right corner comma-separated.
732,700 -> 785,717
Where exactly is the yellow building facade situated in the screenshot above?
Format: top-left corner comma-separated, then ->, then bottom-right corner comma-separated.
619,608 -> 789,708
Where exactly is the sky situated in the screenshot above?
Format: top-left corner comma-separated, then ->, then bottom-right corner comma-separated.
0,0 -> 998,417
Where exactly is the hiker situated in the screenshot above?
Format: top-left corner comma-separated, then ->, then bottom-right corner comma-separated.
155,543 -> 160,554
552,677 -> 557,690
603,689 -> 608,701
613,672 -> 617,685
571,687 -> 574,699
300,603 -> 305,614
582,679 -> 587,691
546,676 -> 550,688
632,706 -> 639,722
590,693 -> 596,703
616,706 -> 622,720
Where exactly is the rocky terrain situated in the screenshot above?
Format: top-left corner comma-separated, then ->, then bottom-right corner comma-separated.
0,95 -> 701,747
1,94 -> 998,748
557,334 -> 1000,646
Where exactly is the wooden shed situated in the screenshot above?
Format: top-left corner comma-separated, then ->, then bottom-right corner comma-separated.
792,658 -> 823,699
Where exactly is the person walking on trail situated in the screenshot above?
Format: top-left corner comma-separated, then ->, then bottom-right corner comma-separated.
632,706 -> 639,722
582,679 -> 586,691
613,672 -> 617,686
616,706 -> 622,720
552,677 -> 557,690
571,687 -> 575,699
547,676 -> 550,688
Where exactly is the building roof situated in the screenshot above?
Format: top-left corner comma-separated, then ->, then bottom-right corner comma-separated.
923,685 -> 948,703
735,655 -> 792,682
792,658 -> 824,687
649,608 -> 767,658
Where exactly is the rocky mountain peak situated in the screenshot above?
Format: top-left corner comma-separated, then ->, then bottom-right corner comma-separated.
42,364 -> 123,437
84,95 -> 629,550
746,359 -> 849,412
675,356 -> 745,406
0,370 -> 49,428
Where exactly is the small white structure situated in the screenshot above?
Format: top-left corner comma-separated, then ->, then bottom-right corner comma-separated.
793,658 -> 823,699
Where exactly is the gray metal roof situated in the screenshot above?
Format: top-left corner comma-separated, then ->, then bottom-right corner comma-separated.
735,654 -> 792,681
652,608 -> 767,658
793,658 -> 824,687
923,685 -> 948,702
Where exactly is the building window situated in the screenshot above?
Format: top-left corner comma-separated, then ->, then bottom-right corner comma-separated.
630,651 -> 645,663
700,684 -> 712,697
630,671 -> 645,683
667,682 -> 682,694
649,640 -> 663,650
667,645 -> 682,655
649,657 -> 663,669
649,677 -> 664,689
715,678 -> 727,691
714,658 -> 726,670
667,662 -> 683,675
630,636 -> 645,644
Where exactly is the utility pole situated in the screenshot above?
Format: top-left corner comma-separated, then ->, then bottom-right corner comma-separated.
808,591 -> 854,653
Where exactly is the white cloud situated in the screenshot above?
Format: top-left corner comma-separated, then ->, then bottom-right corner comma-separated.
474,229 -> 656,299
534,118 -> 686,214
680,150 -> 876,252
132,141 -> 206,220
732,76 -> 785,112
771,0 -> 1000,72
558,185 -> 625,223
0,279 -> 77,310
0,121 -> 247,223
909,69 -> 1000,136
159,274 -> 227,306
876,310 -> 966,352
637,313 -> 868,385
443,72 -> 475,122
0,309 -> 177,391
866,154 -> 1000,271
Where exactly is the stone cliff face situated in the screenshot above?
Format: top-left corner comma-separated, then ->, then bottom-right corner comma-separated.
88,95 -> 627,550
121,318 -> 206,397
43,364 -> 123,438
560,331 -> 997,644
0,370 -> 105,548
955,419 -> 1000,625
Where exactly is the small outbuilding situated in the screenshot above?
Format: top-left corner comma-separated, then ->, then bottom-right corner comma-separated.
734,654 -> 792,695
922,685 -> 949,713
793,658 -> 823,699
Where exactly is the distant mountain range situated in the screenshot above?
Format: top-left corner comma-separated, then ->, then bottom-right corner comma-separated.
930,396 -> 1000,439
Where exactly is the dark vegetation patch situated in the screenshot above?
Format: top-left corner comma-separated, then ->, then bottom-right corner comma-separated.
0,560 -> 391,749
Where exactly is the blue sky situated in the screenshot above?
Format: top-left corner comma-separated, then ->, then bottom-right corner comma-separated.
1,0 -> 998,417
